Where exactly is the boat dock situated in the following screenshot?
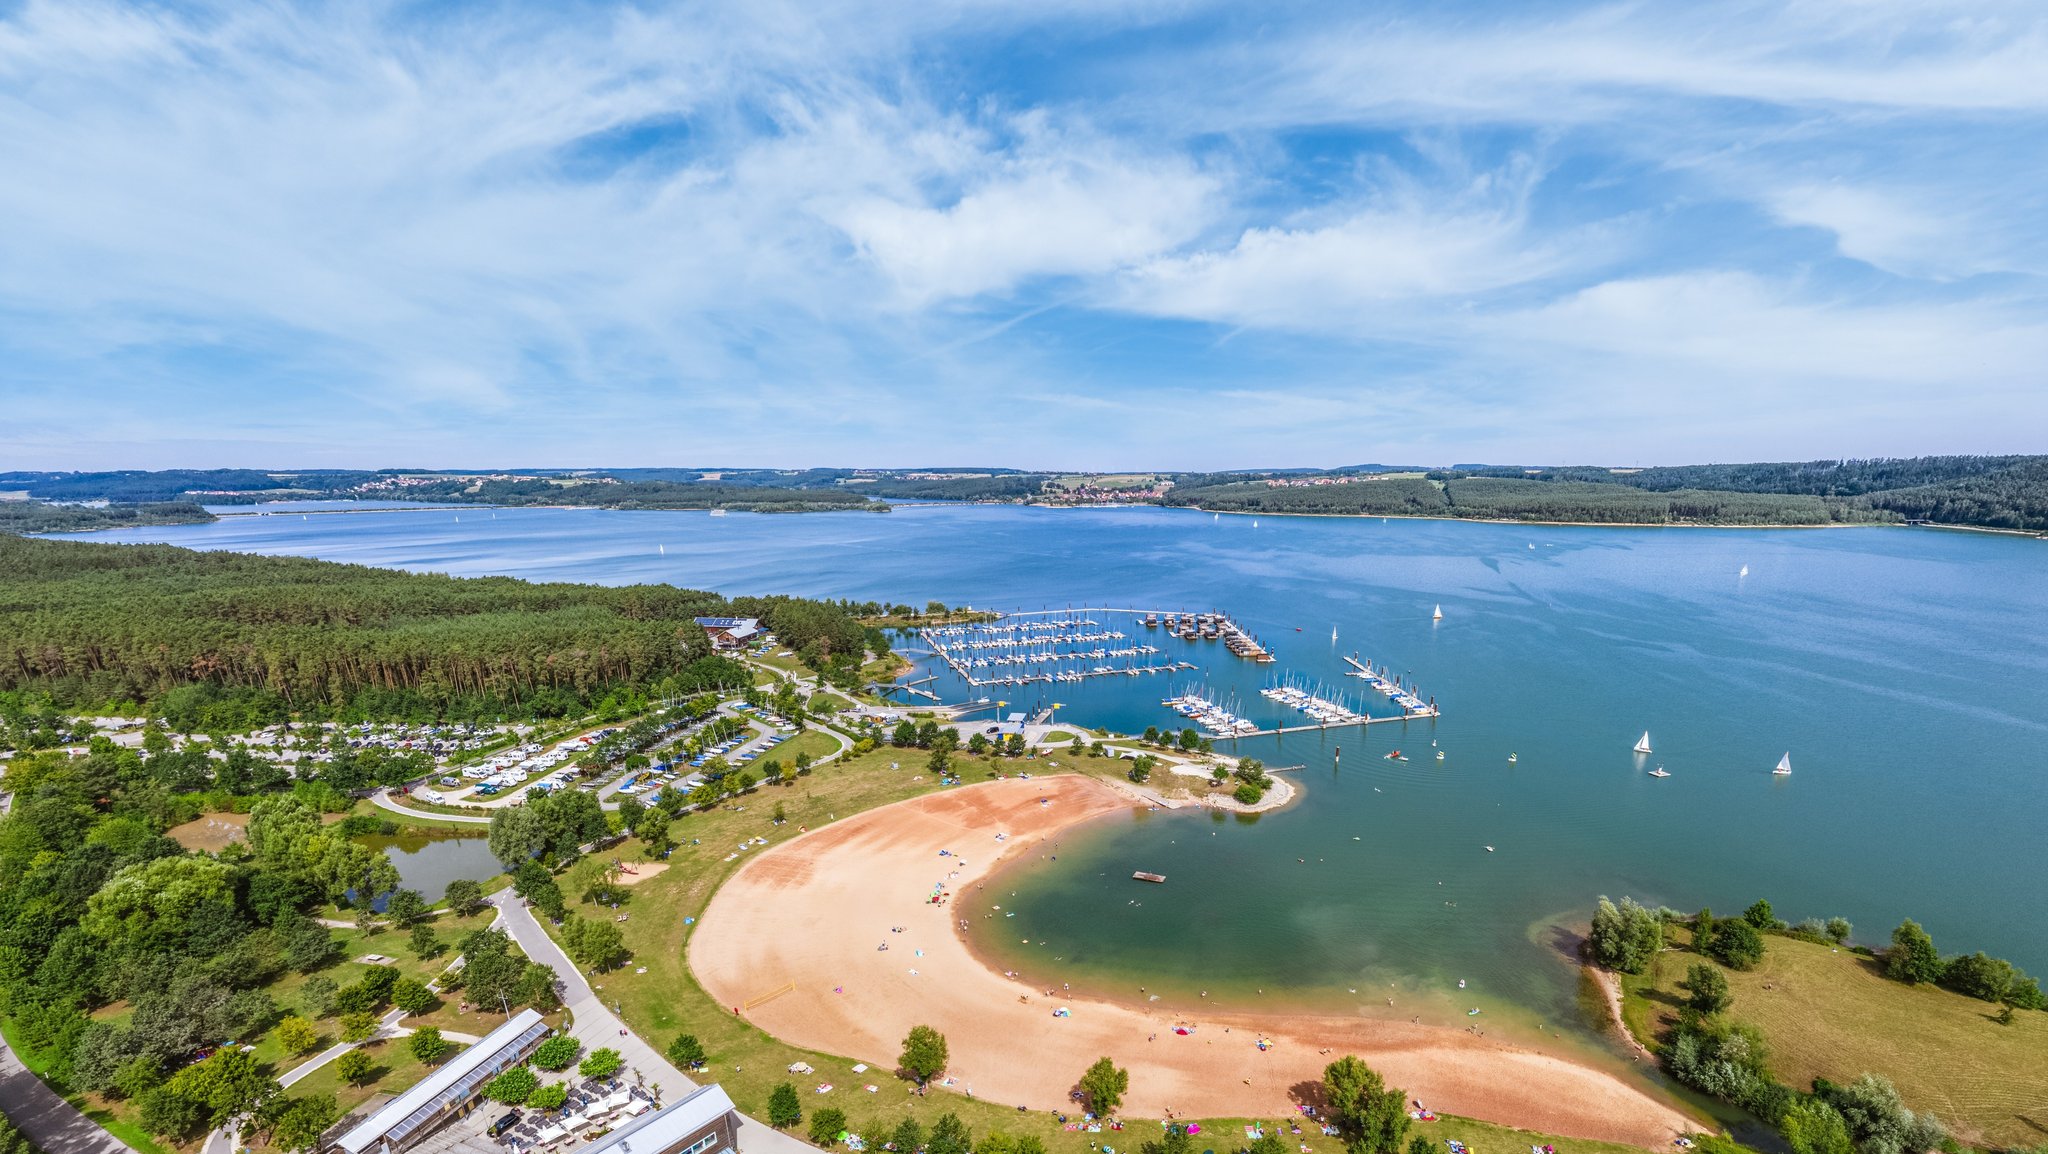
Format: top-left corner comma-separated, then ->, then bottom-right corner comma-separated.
1132,871 -> 1166,883
1206,711 -> 1433,741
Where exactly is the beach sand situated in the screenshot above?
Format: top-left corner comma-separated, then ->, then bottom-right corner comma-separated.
691,776 -> 1696,1147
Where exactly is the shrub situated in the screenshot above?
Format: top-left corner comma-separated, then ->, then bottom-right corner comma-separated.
1232,782 -> 1262,805
1742,899 -> 1776,929
809,1107 -> 848,1146
1708,919 -> 1766,971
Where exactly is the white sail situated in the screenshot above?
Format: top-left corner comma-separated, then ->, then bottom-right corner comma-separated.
1634,731 -> 1653,754
1740,564 -> 1749,577
1774,753 -> 1792,775
1432,604 -> 1443,621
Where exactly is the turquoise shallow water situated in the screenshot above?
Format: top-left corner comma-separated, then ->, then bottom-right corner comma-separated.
84,503 -> 2048,1041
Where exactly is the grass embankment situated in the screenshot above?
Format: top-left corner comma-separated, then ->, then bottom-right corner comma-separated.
543,748 -> 1662,1154
1623,933 -> 2048,1148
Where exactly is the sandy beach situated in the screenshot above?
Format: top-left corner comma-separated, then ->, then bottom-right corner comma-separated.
690,777 -> 1696,1147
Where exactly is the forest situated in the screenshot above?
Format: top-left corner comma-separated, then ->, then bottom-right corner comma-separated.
0,536 -> 873,723
0,501 -> 216,534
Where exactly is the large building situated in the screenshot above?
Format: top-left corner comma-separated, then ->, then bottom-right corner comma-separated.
693,617 -> 762,650
569,1084 -> 741,1154
329,1008 -> 551,1154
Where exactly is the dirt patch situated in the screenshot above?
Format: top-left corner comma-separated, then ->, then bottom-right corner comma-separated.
167,811 -> 250,852
613,862 -> 671,887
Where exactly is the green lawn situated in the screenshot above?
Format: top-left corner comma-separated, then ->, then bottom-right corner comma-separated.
1626,934 -> 2048,1148
539,748 -> 1672,1154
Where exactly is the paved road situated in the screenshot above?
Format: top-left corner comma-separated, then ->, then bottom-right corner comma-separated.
490,893 -> 815,1154
0,1029 -> 132,1154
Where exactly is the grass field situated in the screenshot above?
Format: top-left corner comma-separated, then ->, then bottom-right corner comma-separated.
536,746 -> 1674,1154
1626,934 -> 2048,1147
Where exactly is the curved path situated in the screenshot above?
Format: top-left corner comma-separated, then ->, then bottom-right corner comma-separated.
691,777 -> 1698,1148
0,1031 -> 130,1154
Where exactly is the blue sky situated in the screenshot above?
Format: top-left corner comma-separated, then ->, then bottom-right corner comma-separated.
2,0 -> 2044,471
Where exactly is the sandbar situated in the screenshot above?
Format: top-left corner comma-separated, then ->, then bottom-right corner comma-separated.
691,776 -> 1695,1146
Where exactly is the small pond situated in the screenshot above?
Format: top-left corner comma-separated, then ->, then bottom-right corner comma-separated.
358,830 -> 502,909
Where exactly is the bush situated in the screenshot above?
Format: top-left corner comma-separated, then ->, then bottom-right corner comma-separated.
809,1107 -> 848,1146
1232,782 -> 1262,805
532,1034 -> 582,1071
1709,919 -> 1766,971
1742,899 -> 1776,929
666,1033 -> 706,1069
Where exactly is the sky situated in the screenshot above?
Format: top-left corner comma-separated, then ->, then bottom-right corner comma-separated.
2,0 -> 2045,471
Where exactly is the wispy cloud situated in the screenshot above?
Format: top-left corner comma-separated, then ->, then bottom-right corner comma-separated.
0,0 -> 2043,469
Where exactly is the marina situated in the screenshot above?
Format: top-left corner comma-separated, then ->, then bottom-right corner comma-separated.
922,607 -> 1278,689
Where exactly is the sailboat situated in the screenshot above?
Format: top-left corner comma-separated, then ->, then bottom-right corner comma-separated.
659,544 -> 665,555
1773,753 -> 1792,776
1740,564 -> 1749,577
1633,731 -> 1653,754
1648,765 -> 1671,778
1331,626 -> 1338,643
1253,519 -> 1259,528
1432,604 -> 1443,621
1507,753 -> 1517,763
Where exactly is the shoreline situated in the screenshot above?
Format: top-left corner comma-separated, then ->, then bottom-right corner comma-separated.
691,776 -> 1701,1147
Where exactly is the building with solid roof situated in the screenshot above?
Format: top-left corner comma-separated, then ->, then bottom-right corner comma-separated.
569,1084 -> 740,1154
329,1008 -> 550,1154
693,617 -> 762,649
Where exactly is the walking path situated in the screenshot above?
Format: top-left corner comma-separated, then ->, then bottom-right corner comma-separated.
489,892 -> 813,1154
0,1030 -> 131,1154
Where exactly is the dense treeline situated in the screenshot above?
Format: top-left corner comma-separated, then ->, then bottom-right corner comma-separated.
1160,478 -> 1449,515
0,501 -> 216,534
850,474 -> 1052,501
0,469 -> 377,503
1439,478 -> 1889,525
392,477 -> 880,513
0,536 -> 866,721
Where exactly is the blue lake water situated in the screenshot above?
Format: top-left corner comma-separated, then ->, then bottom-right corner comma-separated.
83,503 -> 2048,1039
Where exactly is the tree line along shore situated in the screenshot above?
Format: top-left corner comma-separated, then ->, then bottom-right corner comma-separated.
6,454 -> 2048,532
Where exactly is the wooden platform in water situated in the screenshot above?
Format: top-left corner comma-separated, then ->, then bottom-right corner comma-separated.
1132,871 -> 1166,883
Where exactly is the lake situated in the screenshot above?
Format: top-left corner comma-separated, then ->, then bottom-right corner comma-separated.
359,829 -> 501,909
83,502 -> 2048,1042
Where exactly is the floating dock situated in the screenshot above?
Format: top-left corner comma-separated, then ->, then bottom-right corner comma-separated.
1132,871 -> 1166,883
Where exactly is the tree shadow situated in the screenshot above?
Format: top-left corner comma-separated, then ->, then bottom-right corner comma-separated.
1287,1080 -> 1326,1111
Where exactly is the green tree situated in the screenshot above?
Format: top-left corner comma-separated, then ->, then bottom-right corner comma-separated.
487,1066 -> 538,1104
580,1047 -> 623,1078
1742,899 -> 1776,929
528,1082 -> 568,1111
1709,919 -> 1766,970
1823,917 -> 1852,944
768,1081 -> 803,1128
409,922 -> 442,959
263,1093 -> 341,1154
1140,1124 -> 1195,1154
274,1015 -> 320,1055
1232,782 -> 1262,805
444,878 -> 486,916
1781,1096 -> 1853,1154
1685,963 -> 1732,1014
1322,1055 -> 1410,1154
386,888 -> 427,927
335,1049 -> 374,1086
408,1026 -> 450,1066
928,1113 -> 972,1154
1886,920 -> 1943,985
488,806 -> 547,870
1588,896 -> 1663,973
1078,1056 -> 1129,1115
391,977 -> 435,1016
810,1107 -> 849,1146
892,1116 -> 925,1154
899,1024 -> 949,1085
533,1035 -> 582,1070
339,1012 -> 378,1044
666,1033 -> 706,1069
1405,1138 -> 1434,1154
